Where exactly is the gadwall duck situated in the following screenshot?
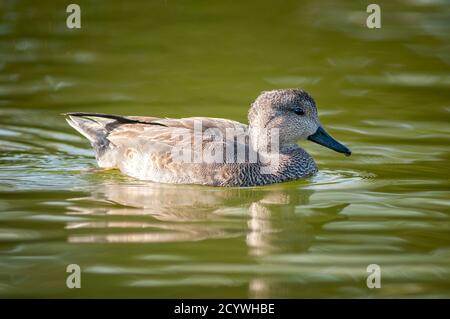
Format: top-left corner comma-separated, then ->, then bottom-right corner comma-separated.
65,89 -> 351,186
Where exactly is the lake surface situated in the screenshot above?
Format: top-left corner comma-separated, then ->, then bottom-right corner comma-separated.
0,0 -> 449,298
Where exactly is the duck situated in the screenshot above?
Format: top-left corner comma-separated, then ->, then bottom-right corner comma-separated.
65,88 -> 351,187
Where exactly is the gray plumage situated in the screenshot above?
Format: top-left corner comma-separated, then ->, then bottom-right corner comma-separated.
65,89 -> 350,187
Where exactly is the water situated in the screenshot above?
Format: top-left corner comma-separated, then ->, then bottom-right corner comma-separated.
0,0 -> 449,298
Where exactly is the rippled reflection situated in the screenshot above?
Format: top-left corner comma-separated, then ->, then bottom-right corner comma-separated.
65,181 -> 317,257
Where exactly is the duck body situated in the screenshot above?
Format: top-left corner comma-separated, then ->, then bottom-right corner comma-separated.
66,89 -> 350,187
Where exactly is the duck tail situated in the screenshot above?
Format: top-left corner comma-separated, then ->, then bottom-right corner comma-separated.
64,112 -> 129,168
65,112 -> 125,144
64,112 -> 166,168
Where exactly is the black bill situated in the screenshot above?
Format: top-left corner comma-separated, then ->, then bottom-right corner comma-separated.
307,126 -> 352,156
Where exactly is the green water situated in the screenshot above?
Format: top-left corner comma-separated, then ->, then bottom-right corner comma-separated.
0,0 -> 449,298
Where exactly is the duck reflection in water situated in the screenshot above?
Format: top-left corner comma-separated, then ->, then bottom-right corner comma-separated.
65,182 -> 324,256
65,181 -> 349,298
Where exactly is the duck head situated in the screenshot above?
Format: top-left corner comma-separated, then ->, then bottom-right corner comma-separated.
248,89 -> 351,156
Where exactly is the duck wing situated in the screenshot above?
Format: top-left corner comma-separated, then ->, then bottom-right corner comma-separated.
107,116 -> 249,167
66,113 -> 249,184
146,116 -> 247,133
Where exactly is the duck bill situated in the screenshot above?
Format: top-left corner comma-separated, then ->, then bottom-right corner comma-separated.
307,126 -> 351,156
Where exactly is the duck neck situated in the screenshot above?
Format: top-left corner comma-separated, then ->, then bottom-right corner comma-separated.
248,125 -> 284,159
248,126 -> 267,153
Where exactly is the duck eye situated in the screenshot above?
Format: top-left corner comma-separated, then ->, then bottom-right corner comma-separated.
293,107 -> 305,116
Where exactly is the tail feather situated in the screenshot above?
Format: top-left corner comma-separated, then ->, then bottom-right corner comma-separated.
65,112 -> 153,139
65,113 -> 115,146
65,113 -> 135,168
64,112 -> 166,168
65,112 -> 167,141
